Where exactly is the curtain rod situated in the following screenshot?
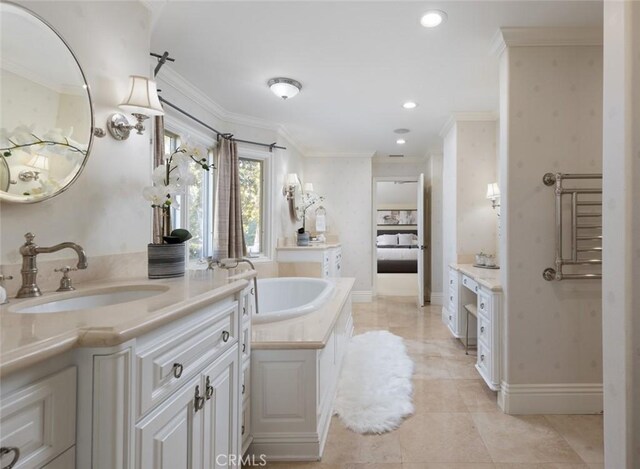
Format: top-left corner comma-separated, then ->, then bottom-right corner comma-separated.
158,96 -> 286,152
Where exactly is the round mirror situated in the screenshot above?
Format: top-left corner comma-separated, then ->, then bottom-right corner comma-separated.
0,2 -> 94,203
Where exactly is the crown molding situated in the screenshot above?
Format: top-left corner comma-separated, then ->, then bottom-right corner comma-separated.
491,27 -> 603,56
439,111 -> 498,137
276,126 -> 308,157
305,152 -> 374,159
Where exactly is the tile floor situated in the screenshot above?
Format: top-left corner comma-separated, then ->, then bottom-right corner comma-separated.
264,296 -> 604,469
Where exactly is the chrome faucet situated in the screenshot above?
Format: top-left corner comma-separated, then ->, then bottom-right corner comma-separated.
208,257 -> 259,315
17,232 -> 88,298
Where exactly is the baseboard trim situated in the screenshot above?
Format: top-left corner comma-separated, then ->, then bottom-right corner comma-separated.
499,382 -> 603,415
352,290 -> 373,303
430,292 -> 443,305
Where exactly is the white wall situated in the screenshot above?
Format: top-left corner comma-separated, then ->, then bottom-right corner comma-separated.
0,1 -> 152,265
304,157 -> 372,295
602,1 -> 640,466
442,125 -> 457,285
376,181 -> 417,208
499,42 -> 603,388
429,154 -> 443,297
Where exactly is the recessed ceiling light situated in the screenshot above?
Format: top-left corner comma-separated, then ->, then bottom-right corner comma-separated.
396,139 -> 406,145
394,128 -> 411,134
267,77 -> 302,99
402,102 -> 417,109
420,10 -> 447,28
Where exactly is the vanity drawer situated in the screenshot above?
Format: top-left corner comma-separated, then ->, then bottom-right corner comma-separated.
0,367 -> 76,469
462,275 -> 479,293
242,362 -> 250,403
241,400 -> 251,449
242,284 -> 255,323
477,313 -> 491,347
137,302 -> 238,417
448,269 -> 458,289
241,322 -> 251,363
478,291 -> 491,317
477,341 -> 491,377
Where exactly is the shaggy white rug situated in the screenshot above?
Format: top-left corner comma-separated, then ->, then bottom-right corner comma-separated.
334,330 -> 414,434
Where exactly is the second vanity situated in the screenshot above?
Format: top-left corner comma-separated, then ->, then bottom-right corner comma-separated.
0,269 -> 256,469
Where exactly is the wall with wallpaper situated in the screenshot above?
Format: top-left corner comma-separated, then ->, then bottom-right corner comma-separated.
499,44 -> 603,391
0,1 -> 152,266
304,157 -> 372,296
442,118 -> 498,285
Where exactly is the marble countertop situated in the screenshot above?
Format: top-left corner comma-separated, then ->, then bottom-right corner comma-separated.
252,277 -> 355,350
0,268 -> 256,376
275,243 -> 341,251
450,263 -> 503,291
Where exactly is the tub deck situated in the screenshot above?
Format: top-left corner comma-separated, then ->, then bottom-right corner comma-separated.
251,277 -> 355,349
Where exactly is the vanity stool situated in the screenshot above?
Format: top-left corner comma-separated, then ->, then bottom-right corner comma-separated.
464,303 -> 477,354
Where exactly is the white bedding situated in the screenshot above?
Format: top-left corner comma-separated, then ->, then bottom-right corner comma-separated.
376,247 -> 418,261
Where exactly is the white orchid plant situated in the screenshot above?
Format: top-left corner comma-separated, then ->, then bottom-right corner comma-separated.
143,144 -> 212,239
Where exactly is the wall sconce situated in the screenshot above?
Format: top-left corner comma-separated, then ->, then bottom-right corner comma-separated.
107,75 -> 164,140
486,182 -> 501,209
283,173 -> 300,200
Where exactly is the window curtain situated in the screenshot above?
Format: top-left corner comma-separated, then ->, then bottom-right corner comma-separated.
213,137 -> 246,259
152,115 -> 165,244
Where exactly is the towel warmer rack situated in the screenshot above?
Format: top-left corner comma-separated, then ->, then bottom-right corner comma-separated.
542,172 -> 602,281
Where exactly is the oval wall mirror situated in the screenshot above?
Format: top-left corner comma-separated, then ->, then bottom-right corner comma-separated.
0,2 -> 94,203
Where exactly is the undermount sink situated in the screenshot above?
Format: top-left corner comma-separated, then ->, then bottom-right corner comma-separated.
10,285 -> 170,314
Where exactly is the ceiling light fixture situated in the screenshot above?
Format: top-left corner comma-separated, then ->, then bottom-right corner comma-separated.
420,10 -> 447,28
268,77 -> 302,100
402,101 -> 417,109
396,139 -> 406,145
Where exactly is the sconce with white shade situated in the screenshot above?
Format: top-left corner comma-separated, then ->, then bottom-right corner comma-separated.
486,182 -> 501,209
107,75 -> 164,140
283,173 -> 300,200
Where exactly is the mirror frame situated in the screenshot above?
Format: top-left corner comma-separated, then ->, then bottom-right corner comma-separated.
0,1 -> 95,204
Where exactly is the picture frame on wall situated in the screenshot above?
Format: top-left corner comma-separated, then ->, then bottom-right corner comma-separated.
376,210 -> 418,226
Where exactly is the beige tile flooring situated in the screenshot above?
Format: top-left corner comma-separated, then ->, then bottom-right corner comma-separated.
264,296 -> 604,469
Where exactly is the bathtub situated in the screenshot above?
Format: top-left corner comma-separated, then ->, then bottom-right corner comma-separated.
254,277 -> 335,324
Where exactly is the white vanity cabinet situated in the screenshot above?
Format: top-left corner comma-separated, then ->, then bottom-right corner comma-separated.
0,367 -> 77,469
275,244 -> 342,279
443,265 -> 502,392
239,284 -> 254,455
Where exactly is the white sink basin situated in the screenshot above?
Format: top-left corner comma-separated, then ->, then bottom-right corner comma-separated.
10,285 -> 170,314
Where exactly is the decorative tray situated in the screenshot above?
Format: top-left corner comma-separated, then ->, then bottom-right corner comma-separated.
472,264 -> 500,270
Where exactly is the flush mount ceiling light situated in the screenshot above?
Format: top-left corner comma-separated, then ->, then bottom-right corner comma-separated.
402,101 -> 418,109
394,128 -> 411,134
396,139 -> 406,145
268,77 -> 302,100
420,10 -> 447,28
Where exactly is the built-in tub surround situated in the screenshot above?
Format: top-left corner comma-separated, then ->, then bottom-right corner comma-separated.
249,277 -> 354,460
255,277 -> 335,324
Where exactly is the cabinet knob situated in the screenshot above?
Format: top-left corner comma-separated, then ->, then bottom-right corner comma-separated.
475,286 -> 478,292
242,343 -> 246,353
250,287 -> 254,295
450,296 -> 453,301
242,425 -> 245,436
222,331 -> 230,343
480,303 -> 485,310
0,447 -> 20,469
242,306 -> 246,315
205,376 -> 214,400
450,279 -> 453,284
480,354 -> 485,362
194,385 -> 205,412
449,315 -> 452,320
480,326 -> 485,333
242,384 -> 246,395
172,363 -> 183,379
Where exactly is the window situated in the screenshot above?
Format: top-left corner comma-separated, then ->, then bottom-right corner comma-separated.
239,157 -> 264,256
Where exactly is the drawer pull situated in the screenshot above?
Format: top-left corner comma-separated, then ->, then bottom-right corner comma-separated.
194,385 -> 205,412
463,278 -> 466,284
480,354 -> 485,362
243,306 -> 247,314
242,425 -> 245,436
449,315 -> 452,321
242,384 -> 246,394
242,343 -> 246,353
172,363 -> 184,379
222,331 -> 230,342
480,303 -> 485,309
205,376 -> 214,400
450,296 -> 453,301
250,287 -> 254,295
475,286 -> 478,292
1,447 -> 20,469
450,279 -> 453,284
480,326 -> 485,333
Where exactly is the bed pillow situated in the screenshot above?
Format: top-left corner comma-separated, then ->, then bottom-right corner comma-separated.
377,234 -> 398,246
398,233 -> 415,245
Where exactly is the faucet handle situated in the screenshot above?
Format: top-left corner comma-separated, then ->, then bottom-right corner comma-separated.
24,232 -> 35,244
54,266 -> 77,292
0,274 -> 13,282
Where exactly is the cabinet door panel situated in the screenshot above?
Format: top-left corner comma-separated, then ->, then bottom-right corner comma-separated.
135,375 -> 202,469
202,348 -> 239,469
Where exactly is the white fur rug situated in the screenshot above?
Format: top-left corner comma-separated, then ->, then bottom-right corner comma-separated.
334,330 -> 414,434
